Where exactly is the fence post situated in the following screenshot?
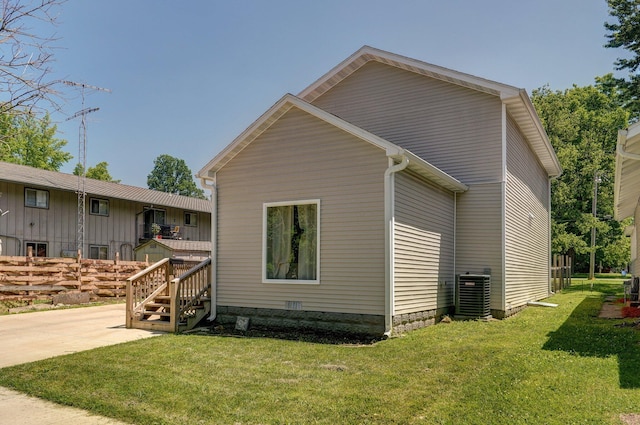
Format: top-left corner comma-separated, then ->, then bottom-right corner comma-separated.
553,254 -> 558,292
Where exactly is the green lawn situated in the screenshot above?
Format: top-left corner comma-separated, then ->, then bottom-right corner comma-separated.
1,280 -> 639,424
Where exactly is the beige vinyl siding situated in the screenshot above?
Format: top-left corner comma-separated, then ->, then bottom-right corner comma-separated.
455,183 -> 504,311
310,61 -> 503,183
393,171 -> 455,315
505,116 -> 550,309
216,107 -> 388,315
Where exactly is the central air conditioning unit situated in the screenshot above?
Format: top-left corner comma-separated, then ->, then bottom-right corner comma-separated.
455,274 -> 491,319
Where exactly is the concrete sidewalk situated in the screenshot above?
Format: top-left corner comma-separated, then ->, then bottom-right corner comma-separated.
0,303 -> 163,424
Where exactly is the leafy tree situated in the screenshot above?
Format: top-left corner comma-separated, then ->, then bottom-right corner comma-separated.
0,0 -> 66,115
604,0 -> 640,119
147,154 -> 206,199
532,80 -> 629,271
73,161 -> 120,182
0,112 -> 71,170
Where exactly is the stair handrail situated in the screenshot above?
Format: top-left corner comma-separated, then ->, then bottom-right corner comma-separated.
169,258 -> 212,332
126,258 -> 171,328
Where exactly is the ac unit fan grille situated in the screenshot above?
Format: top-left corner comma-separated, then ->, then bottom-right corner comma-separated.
455,274 -> 491,318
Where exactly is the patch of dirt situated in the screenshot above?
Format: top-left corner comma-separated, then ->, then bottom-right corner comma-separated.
599,299 -> 625,319
621,413 -> 640,425
183,324 -> 384,345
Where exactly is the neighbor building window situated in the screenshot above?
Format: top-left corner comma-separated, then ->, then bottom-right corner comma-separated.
89,245 -> 108,260
184,211 -> 197,227
26,242 -> 47,257
25,188 -> 49,209
90,198 -> 109,216
263,200 -> 319,283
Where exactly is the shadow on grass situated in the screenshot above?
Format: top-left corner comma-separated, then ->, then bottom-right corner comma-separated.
543,295 -> 640,389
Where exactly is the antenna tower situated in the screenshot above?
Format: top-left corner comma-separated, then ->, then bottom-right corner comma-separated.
63,81 -> 111,255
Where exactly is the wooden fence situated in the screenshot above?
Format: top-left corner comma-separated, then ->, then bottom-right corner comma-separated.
0,252 -> 149,303
551,254 -> 572,292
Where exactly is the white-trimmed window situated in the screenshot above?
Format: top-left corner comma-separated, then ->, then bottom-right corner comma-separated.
184,211 -> 197,227
90,198 -> 109,216
263,200 -> 319,283
89,245 -> 108,260
26,241 -> 47,257
25,188 -> 49,209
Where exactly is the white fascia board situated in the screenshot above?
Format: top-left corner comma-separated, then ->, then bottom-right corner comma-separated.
197,93 -> 402,177
299,45 -> 521,102
519,89 -> 562,176
286,95 -> 402,154
367,46 -> 520,96
390,149 -> 468,193
614,125 -> 640,220
614,129 -> 627,220
501,90 -> 562,178
298,46 -> 372,100
627,121 -> 640,141
197,95 -> 297,177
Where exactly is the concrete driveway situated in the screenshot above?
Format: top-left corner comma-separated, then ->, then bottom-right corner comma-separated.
0,303 -> 163,424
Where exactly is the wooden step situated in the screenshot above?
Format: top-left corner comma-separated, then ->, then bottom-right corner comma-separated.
143,311 -> 171,317
155,295 -> 211,301
145,302 -> 170,310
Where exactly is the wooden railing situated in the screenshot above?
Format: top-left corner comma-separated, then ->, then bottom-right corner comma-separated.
126,258 -> 211,332
126,258 -> 171,328
170,258 -> 212,328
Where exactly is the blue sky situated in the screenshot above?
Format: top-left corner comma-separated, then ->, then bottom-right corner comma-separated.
42,0 -> 622,188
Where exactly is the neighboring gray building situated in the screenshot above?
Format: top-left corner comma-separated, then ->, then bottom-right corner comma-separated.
197,46 -> 561,335
0,162 -> 211,260
614,121 -> 640,275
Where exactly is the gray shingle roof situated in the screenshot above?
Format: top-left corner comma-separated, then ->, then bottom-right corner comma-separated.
135,239 -> 212,252
0,162 -> 211,212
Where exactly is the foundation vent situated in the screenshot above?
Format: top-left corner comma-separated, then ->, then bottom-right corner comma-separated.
285,301 -> 302,310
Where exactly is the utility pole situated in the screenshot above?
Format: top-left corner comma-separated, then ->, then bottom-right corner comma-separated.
63,81 -> 110,255
589,172 -> 601,280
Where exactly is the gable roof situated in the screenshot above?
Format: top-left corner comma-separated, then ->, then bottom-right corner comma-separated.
614,121 -> 640,220
298,46 -> 562,177
197,94 -> 468,193
0,162 -> 211,212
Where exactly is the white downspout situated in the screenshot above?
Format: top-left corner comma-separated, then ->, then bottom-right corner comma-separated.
384,155 -> 409,336
199,176 -> 217,321
453,192 -> 457,309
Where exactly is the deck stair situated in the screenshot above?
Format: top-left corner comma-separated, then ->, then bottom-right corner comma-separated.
126,258 -> 212,333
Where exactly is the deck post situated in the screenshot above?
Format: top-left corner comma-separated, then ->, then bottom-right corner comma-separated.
125,278 -> 132,329
169,277 -> 179,333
